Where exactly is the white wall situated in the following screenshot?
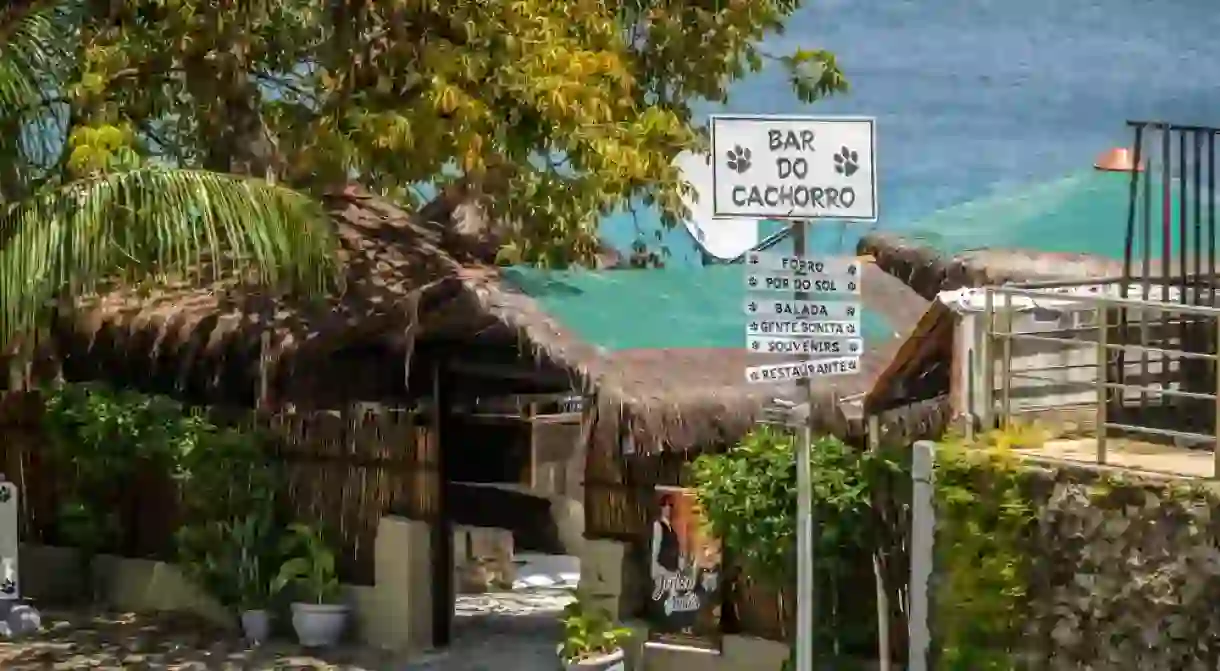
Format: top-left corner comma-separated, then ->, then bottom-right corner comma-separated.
956,304 -> 1173,418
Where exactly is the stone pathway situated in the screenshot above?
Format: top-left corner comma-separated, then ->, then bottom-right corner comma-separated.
402,588 -> 573,670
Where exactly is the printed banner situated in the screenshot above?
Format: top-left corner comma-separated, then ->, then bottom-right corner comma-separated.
643,486 -> 723,652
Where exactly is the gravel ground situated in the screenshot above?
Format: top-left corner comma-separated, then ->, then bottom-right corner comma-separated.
0,589 -> 573,670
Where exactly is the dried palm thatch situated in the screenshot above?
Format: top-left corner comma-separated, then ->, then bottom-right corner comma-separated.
857,232 -> 1126,300
54,189 -> 935,456
60,186 -> 474,377
55,184 -> 629,380
458,262 -> 932,455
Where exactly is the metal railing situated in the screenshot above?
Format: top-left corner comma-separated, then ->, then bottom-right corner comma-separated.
981,282 -> 1220,478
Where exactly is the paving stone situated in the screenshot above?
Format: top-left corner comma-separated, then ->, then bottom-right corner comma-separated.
400,588 -> 572,670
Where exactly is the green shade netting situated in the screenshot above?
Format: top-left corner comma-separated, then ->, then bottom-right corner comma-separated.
902,170 -> 1213,260
500,265 -> 892,351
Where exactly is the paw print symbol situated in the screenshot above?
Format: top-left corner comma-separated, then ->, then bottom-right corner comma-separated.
1,578 -> 15,595
834,146 -> 859,177
0,487 -> 11,504
725,146 -> 752,174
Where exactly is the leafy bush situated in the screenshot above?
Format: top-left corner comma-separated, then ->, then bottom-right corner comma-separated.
690,426 -> 897,660
931,425 -> 1038,671
40,382 -> 284,607
690,426 -> 883,588
43,383 -> 210,555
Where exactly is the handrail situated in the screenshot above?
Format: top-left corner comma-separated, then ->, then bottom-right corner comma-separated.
981,284 -> 1220,478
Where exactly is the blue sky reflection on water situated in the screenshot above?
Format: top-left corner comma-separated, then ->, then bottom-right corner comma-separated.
600,0 -> 1220,266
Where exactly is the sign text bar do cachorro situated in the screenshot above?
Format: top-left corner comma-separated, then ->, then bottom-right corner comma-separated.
744,356 -> 860,384
711,115 -> 877,221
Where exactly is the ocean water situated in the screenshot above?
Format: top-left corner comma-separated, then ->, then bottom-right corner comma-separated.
602,0 -> 1220,266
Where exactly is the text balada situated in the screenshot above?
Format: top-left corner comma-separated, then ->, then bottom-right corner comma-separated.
771,301 -> 857,319
748,320 -> 858,336
652,573 -> 701,614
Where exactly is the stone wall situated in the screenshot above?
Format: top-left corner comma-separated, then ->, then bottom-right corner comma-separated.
1020,461 -> 1220,669
933,452 -> 1220,669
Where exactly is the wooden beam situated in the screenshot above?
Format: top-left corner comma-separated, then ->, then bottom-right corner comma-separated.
865,301 -> 955,412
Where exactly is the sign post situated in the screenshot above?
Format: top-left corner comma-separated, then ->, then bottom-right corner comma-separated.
790,221 -> 816,671
717,114 -> 877,671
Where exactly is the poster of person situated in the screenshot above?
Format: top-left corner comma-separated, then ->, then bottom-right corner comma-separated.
644,485 -> 723,652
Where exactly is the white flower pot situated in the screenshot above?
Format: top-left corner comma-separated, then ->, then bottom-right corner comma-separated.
290,602 -> 349,647
561,647 -> 626,671
240,609 -> 271,645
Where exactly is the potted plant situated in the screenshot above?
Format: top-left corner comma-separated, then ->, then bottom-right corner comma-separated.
178,506 -> 282,645
229,512 -> 279,645
557,590 -> 632,671
272,523 -> 348,647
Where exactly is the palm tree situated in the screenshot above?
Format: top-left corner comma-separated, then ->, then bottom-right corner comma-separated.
0,1 -> 337,351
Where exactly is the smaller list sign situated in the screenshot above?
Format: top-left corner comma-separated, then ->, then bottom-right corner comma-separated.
644,486 -> 723,652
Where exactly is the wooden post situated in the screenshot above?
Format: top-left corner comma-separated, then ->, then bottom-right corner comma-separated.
258,330 -> 271,412
430,362 -> 453,648
1095,301 -> 1109,465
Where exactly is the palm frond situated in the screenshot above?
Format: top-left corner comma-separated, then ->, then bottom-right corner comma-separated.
0,167 -> 339,350
0,0 -> 77,199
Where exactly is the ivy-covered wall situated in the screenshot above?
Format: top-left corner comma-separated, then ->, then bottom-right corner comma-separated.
933,440 -> 1220,670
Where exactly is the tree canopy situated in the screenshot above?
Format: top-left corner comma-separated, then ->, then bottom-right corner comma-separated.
0,1 -> 338,351
43,0 -> 845,267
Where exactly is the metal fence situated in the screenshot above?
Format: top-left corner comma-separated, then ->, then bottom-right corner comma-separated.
980,280 -> 1220,477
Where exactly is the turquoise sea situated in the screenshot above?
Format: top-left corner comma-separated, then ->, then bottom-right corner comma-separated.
601,0 -> 1220,266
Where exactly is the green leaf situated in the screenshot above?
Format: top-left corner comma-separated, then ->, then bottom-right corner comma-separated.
0,167 -> 339,349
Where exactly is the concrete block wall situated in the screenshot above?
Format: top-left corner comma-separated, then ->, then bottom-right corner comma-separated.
18,515 -> 434,654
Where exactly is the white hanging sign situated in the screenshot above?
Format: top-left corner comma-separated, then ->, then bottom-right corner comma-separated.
747,319 -> 859,337
711,115 -> 878,221
744,357 -> 861,384
744,251 -> 860,277
744,298 -> 861,320
745,272 -> 859,295
748,336 -> 862,356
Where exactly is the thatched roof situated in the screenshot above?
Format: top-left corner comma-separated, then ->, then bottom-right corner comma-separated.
56,189 -> 935,455
459,262 -> 931,454
66,187 -> 473,365
62,187 -> 628,368
857,232 -> 1127,300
